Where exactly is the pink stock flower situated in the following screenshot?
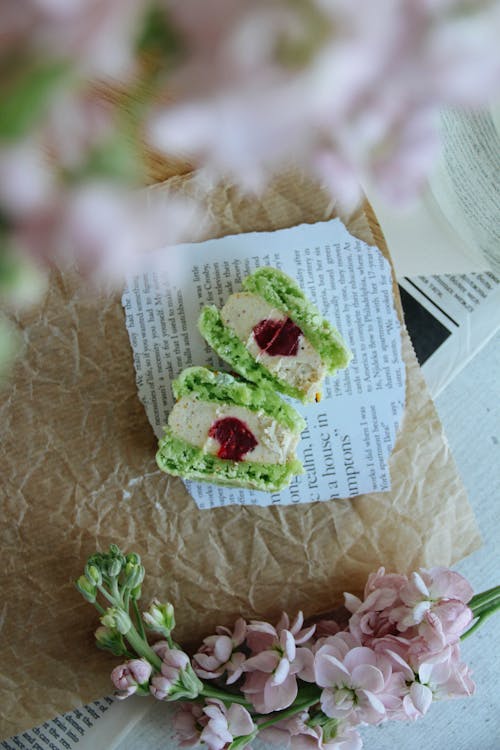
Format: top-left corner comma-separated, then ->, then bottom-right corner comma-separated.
173,703 -> 206,747
383,641 -> 475,722
390,568 -> 473,646
345,567 -> 473,656
193,617 -> 247,684
110,658 -> 152,699
261,711 -> 363,750
200,699 -> 256,750
344,567 -> 408,645
243,612 -> 316,713
150,644 -> 191,700
315,637 -> 395,725
174,699 -> 255,750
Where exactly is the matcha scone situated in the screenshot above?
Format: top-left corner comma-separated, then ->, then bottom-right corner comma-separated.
198,267 -> 351,402
156,366 -> 305,491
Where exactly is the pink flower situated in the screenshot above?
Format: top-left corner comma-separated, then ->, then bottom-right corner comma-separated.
243,612 -> 316,713
345,567 -> 408,645
150,644 -> 202,701
193,618 -> 247,684
200,699 -> 256,750
173,703 -> 205,747
418,601 -> 473,651
261,711 -> 363,750
315,639 -> 394,725
390,568 -> 473,645
384,642 -> 475,721
110,658 -> 152,699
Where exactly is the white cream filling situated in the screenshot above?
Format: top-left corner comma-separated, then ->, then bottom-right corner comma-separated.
168,394 -> 299,464
220,292 -> 326,398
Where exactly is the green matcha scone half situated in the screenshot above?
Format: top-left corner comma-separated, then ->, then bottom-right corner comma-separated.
198,267 -> 352,402
156,366 -> 306,492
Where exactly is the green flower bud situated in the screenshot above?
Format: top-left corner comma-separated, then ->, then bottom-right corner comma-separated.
124,562 -> 145,590
125,552 -> 141,566
306,712 -> 339,742
101,607 -> 132,635
143,599 -> 175,637
75,575 -> 97,603
84,564 -> 102,586
179,663 -> 203,700
94,626 -> 128,656
107,557 -> 123,578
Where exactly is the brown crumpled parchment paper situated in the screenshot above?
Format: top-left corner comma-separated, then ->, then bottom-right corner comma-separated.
0,171 -> 481,739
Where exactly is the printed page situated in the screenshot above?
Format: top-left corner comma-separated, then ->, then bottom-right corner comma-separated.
122,219 -> 405,509
428,108 -> 500,276
398,271 -> 500,397
1,699 -> 114,750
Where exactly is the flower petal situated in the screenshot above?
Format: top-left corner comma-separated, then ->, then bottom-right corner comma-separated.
227,704 -> 255,737
410,682 -> 433,715
272,657 -> 290,686
351,664 -> 385,693
214,635 -> 233,663
244,650 -> 278,674
315,653 -> 351,688
263,674 -> 297,712
344,646 -> 378,671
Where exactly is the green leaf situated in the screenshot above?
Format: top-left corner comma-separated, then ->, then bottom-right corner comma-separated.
0,59 -> 70,140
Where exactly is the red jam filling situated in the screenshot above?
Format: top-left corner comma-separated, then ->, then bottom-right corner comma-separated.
208,417 -> 258,461
253,317 -> 302,356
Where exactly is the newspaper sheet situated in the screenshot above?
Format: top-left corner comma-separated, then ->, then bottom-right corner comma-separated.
121,219 -> 406,508
398,271 -> 500,398
1,700 -> 114,750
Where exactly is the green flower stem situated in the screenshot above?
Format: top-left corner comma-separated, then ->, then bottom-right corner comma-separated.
468,585 -> 500,609
462,598 -> 500,640
132,598 -> 147,641
200,686 -> 253,709
111,578 -> 122,604
124,624 -> 162,671
257,697 -> 320,730
469,586 -> 500,617
94,601 -> 106,616
470,595 -> 500,618
97,584 -> 116,605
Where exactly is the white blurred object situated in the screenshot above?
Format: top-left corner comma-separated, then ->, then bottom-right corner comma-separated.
365,104 -> 500,277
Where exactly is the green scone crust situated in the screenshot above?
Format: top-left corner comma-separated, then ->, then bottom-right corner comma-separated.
198,267 -> 351,402
156,367 -> 305,492
157,431 -> 303,492
198,307 -> 305,400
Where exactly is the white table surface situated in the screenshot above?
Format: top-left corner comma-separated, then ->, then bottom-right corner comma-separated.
89,331 -> 498,750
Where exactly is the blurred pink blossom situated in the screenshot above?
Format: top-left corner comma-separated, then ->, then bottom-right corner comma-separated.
2,0 -> 500,296
150,0 -> 500,205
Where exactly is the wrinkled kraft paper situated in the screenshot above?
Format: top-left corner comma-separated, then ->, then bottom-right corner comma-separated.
0,172 -> 481,739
